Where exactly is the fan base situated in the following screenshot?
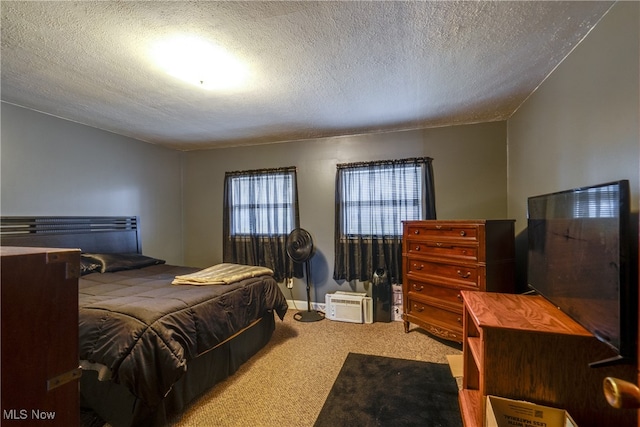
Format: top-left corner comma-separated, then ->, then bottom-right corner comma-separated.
294,310 -> 325,322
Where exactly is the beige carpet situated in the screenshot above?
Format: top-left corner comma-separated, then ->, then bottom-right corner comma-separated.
171,310 -> 462,427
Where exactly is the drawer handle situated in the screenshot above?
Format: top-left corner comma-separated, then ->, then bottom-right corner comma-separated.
412,284 -> 424,292
434,242 -> 452,248
415,246 -> 420,251
457,270 -> 471,278
457,317 -> 462,324
456,293 -> 462,301
413,304 -> 425,312
414,229 -> 420,235
413,264 -> 424,271
459,230 -> 466,237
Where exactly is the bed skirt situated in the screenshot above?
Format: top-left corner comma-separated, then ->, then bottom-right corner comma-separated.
80,313 -> 277,427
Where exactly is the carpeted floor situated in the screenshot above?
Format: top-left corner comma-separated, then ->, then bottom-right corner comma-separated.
314,353 -> 463,427
83,308 -> 462,426
175,308 -> 462,426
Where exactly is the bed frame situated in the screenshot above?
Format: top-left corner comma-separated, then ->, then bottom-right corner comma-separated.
1,216 -> 142,253
1,216 -> 277,427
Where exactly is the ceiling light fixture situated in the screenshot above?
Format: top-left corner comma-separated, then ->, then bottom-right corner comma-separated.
151,35 -> 249,91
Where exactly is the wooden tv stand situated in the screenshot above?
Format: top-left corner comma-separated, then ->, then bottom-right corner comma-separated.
459,291 -> 637,427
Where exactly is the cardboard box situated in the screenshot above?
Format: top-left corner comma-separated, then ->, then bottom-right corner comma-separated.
392,305 -> 403,321
391,284 -> 403,321
485,395 -> 578,427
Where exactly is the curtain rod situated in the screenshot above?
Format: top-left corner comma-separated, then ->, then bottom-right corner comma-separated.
337,157 -> 432,169
225,166 -> 297,176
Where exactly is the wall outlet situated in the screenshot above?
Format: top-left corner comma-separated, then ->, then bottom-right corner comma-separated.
286,278 -> 294,289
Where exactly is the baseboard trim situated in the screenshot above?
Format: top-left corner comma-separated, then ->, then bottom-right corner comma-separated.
286,299 -> 326,313
285,299 -> 403,322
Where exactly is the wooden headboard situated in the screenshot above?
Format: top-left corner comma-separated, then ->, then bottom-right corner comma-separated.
0,216 -> 141,254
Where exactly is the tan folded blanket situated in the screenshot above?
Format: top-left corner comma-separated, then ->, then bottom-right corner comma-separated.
172,263 -> 274,285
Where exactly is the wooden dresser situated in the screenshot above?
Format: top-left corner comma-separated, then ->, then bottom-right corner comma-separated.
401,219 -> 515,342
1,247 -> 81,426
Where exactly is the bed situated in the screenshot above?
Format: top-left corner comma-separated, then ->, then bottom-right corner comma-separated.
0,216 -> 289,427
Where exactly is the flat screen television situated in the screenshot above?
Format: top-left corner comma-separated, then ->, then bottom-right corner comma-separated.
527,179 -> 636,367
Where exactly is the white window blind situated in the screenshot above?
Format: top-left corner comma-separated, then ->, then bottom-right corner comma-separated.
573,185 -> 618,218
340,163 -> 423,236
229,171 -> 295,235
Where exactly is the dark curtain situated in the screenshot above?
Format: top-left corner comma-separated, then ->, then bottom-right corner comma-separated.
223,167 -> 302,282
333,157 -> 436,284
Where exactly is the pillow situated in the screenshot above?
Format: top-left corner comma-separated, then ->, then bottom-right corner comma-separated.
81,253 -> 165,273
80,257 -> 102,276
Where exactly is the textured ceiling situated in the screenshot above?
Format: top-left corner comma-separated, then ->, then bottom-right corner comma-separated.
1,1 -> 614,151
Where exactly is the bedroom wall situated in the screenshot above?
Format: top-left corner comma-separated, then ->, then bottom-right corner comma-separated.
507,1 -> 640,289
0,103 -> 185,264
4,2 -> 634,305
182,121 -> 509,302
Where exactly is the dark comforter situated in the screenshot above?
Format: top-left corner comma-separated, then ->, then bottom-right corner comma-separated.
79,264 -> 288,407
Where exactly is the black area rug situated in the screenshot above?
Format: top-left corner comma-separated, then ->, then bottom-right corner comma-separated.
314,353 -> 463,427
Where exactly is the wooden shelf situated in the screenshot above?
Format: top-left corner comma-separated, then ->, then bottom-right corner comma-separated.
458,389 -> 482,427
467,336 -> 482,369
463,291 -> 594,336
459,291 -> 638,427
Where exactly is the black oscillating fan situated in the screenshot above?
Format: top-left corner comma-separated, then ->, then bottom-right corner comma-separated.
286,228 -> 324,322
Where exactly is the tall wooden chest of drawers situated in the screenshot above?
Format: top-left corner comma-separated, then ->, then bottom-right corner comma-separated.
402,220 -> 515,342
1,247 -> 81,426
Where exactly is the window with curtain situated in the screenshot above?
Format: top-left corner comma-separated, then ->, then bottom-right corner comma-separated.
223,167 -> 302,282
333,157 -> 436,284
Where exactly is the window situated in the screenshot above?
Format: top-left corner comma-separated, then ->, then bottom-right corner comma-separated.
223,167 -> 301,281
340,164 -> 424,237
228,173 -> 295,235
333,157 -> 436,283
573,185 -> 617,218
